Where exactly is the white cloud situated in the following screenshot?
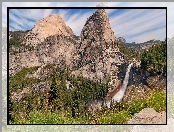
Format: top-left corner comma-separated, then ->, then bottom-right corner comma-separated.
108,9 -> 166,43
130,27 -> 166,43
63,10 -> 95,35
3,2 -> 174,41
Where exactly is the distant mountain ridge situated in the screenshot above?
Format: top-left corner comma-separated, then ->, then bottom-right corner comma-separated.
118,37 -> 164,51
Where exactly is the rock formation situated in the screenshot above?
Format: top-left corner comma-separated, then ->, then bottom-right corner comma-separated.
9,14 -> 76,76
9,35 -> 76,76
118,37 -> 126,44
80,9 -> 116,46
23,14 -> 74,47
127,108 -> 166,124
71,9 -> 123,83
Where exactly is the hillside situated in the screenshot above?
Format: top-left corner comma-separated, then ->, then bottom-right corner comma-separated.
119,37 -> 164,51
8,9 -> 166,124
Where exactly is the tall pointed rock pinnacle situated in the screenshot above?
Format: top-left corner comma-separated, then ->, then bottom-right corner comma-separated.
80,9 -> 117,46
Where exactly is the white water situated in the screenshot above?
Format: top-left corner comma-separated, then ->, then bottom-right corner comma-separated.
106,63 -> 133,108
89,63 -> 133,110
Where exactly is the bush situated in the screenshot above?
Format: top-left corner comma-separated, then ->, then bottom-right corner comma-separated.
28,111 -> 65,124
98,110 -> 131,124
127,100 -> 147,116
141,41 -> 166,74
9,66 -> 40,92
147,91 -> 166,112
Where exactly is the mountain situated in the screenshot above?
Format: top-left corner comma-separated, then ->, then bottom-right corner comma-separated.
24,14 -> 74,47
117,37 -> 126,44
120,38 -> 163,51
8,9 -> 166,124
9,14 -> 76,77
70,9 -> 123,82
9,9 -> 124,83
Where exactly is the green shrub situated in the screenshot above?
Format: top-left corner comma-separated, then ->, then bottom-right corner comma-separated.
98,110 -> 131,124
141,41 -> 166,74
28,111 -> 65,124
147,91 -> 166,112
9,66 -> 40,92
127,100 -> 147,116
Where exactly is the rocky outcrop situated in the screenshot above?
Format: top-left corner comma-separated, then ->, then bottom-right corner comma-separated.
127,108 -> 166,124
146,75 -> 166,90
71,9 -> 123,83
80,9 -> 116,46
23,14 -> 74,47
9,9 -> 125,83
9,35 -> 76,76
118,37 -> 126,44
9,14 -> 76,76
105,79 -> 122,101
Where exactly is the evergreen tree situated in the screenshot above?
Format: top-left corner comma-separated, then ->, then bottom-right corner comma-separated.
141,41 -> 166,74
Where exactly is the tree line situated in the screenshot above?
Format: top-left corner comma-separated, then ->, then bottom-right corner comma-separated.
141,40 -> 166,75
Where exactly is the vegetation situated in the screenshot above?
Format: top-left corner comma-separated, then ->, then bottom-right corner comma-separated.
73,35 -> 80,40
9,31 -> 34,55
8,37 -> 167,124
9,67 -> 166,124
141,41 -> 166,74
9,66 -> 40,92
147,91 -> 166,112
114,41 -> 141,62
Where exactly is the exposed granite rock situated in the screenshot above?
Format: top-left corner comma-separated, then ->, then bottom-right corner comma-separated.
118,37 -> 126,44
9,9 -> 125,84
12,87 -> 31,102
23,14 -> 74,47
71,9 -> 123,83
146,75 -> 166,90
9,14 -> 76,76
127,108 -> 166,124
9,34 -> 76,76
80,9 -> 117,45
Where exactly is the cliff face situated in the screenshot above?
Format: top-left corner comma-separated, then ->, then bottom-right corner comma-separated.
9,14 -> 76,76
80,9 -> 116,46
9,9 -> 124,83
9,35 -> 76,76
70,9 -> 123,82
23,14 -> 74,47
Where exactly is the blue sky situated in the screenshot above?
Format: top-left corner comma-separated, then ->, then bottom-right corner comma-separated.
2,2 -> 173,43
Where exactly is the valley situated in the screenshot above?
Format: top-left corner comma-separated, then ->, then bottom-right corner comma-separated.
8,9 -> 166,124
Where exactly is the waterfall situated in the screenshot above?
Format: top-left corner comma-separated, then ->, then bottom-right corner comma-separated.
106,63 -> 133,107
89,63 -> 133,110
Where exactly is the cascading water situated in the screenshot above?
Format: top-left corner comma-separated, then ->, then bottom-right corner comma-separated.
106,62 -> 133,108
89,63 -> 133,110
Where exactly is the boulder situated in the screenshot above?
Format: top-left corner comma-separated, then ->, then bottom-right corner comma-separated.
127,108 -> 166,124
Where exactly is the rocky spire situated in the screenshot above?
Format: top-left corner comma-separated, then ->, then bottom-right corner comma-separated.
80,9 -> 117,46
71,9 -> 123,83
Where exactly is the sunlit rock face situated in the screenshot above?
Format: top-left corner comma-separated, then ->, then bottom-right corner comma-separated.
71,9 -> 124,83
127,108 -> 166,124
24,14 -> 74,47
9,14 -> 76,76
